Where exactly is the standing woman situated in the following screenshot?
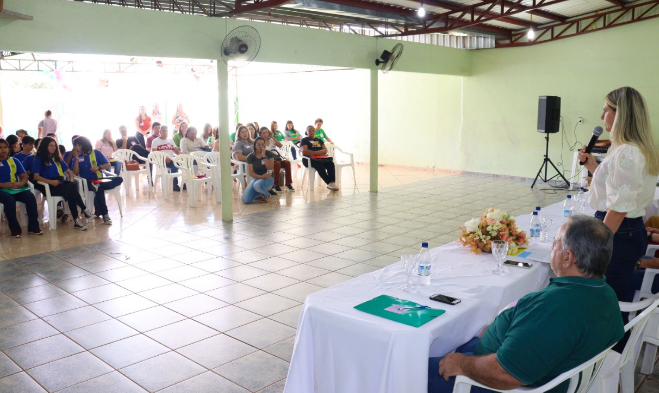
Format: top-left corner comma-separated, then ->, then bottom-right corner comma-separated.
151,103 -> 163,125
135,106 -> 152,137
242,137 -> 274,204
33,137 -> 91,230
579,86 -> 659,305
95,129 -> 122,175
173,121 -> 188,148
172,103 -> 190,130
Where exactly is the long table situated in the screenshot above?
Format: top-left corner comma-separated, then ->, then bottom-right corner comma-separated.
284,199 -> 590,393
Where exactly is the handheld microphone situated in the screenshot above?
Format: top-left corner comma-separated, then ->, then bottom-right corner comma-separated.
579,126 -> 604,165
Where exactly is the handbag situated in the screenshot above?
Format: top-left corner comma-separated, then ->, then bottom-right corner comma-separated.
125,160 -> 140,171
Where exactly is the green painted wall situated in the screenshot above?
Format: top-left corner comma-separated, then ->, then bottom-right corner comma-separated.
461,18 -> 659,178
0,0 -> 470,76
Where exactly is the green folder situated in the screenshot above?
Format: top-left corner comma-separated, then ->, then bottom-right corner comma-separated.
354,294 -> 445,328
0,186 -> 30,195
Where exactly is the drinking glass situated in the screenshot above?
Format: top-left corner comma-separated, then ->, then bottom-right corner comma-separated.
401,254 -> 419,292
541,217 -> 554,243
491,240 -> 509,275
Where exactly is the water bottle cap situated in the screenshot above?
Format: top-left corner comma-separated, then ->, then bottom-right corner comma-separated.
535,206 -> 541,210
567,195 -> 572,199
579,187 -> 586,191
533,211 -> 538,215
422,242 -> 429,248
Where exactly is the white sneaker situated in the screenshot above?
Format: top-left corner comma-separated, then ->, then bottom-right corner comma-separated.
327,182 -> 339,191
74,219 -> 87,231
102,215 -> 113,225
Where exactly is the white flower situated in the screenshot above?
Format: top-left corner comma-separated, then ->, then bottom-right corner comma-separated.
486,210 -> 506,221
465,218 -> 480,233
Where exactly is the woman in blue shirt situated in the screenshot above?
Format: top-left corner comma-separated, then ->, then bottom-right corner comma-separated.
33,137 -> 91,231
0,139 -> 42,237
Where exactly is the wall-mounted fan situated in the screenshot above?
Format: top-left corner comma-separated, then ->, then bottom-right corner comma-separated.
375,43 -> 404,73
221,26 -> 261,67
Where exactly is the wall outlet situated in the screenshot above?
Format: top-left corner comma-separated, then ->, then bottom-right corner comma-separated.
578,117 -> 584,124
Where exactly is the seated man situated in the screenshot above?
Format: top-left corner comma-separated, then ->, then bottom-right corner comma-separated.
65,136 -> 123,225
116,125 -> 150,163
145,122 -> 161,150
429,215 -> 624,393
150,125 -> 182,192
13,136 -> 35,163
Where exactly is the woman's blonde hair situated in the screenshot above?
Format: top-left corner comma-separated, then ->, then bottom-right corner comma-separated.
606,86 -> 659,176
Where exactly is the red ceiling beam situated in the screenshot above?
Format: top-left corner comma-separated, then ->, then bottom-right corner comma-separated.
496,0 -> 659,47
319,0 -> 419,18
231,0 -> 296,14
504,1 -> 566,22
405,0 -> 538,28
388,0 -> 568,36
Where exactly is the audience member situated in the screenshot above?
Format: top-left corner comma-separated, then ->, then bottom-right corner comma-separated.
22,138 -> 41,181
314,118 -> 334,144
146,122 -> 161,150
0,138 -> 42,237
172,103 -> 190,131
271,121 -> 285,142
213,127 -> 220,152
260,127 -> 293,192
232,126 -> 253,162
242,136 -> 274,204
33,136 -> 90,230
202,123 -> 213,144
5,135 -> 20,157
151,125 -> 182,192
15,129 -> 28,139
13,136 -> 35,163
301,125 -> 338,191
66,136 -> 122,225
117,125 -> 150,163
151,103 -> 162,125
46,133 -> 67,157
429,215 -> 624,393
180,126 -> 210,154
246,123 -> 257,141
38,110 -> 58,138
284,120 -> 300,160
135,106 -> 151,138
96,129 -> 121,175
230,123 -> 244,143
173,121 -> 188,148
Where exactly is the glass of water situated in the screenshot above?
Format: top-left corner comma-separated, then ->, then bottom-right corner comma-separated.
401,254 -> 419,292
491,240 -> 509,275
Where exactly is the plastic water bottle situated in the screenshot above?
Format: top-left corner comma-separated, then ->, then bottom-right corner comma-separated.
530,212 -> 542,243
574,188 -> 586,214
418,242 -> 431,286
563,195 -> 574,221
535,206 -> 542,219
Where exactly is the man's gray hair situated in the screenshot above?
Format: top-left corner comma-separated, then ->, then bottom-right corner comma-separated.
560,215 -> 613,278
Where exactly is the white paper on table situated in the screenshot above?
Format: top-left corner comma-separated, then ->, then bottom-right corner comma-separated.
517,243 -> 552,263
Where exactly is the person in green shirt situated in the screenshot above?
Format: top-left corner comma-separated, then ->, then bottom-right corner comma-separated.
172,121 -> 188,148
271,121 -> 285,142
230,123 -> 243,143
429,215 -> 624,393
314,118 -> 334,144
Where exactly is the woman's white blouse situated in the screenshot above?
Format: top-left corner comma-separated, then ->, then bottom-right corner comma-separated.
588,144 -> 656,218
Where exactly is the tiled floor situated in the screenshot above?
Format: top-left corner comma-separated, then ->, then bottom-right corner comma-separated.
0,164 -> 452,259
0,173 -> 658,392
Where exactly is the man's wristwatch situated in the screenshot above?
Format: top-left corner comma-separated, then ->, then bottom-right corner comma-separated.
636,260 -> 643,269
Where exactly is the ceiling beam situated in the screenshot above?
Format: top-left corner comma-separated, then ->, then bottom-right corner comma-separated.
317,0 -> 419,19
404,0 -> 538,28
221,0 -> 296,15
604,0 -> 627,6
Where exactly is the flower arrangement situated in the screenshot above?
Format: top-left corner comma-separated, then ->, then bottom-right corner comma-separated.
458,208 -> 528,255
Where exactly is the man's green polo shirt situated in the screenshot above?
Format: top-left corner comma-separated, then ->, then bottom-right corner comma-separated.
474,276 -> 624,393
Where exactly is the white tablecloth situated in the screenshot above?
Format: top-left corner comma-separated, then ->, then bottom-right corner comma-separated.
643,188 -> 659,222
284,199 -> 591,393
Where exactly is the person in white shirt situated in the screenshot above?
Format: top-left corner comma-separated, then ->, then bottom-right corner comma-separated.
151,125 -> 183,192
179,126 -> 210,154
578,86 -> 659,307
38,110 -> 58,138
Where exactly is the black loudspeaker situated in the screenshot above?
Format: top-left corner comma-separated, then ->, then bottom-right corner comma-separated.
537,96 -> 561,133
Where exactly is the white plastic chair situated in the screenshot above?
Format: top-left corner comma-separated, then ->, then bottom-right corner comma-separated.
114,149 -> 151,194
36,181 -> 69,230
300,156 -> 320,191
590,296 -> 659,393
74,175 -> 123,218
148,151 -> 183,200
326,143 -> 356,187
280,141 -> 302,166
453,347 -> 612,393
0,201 -> 28,227
633,244 -> 659,303
230,153 -> 250,191
190,151 -> 209,159
174,154 -> 216,207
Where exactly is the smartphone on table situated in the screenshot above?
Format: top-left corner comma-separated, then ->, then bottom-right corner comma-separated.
430,294 -> 461,305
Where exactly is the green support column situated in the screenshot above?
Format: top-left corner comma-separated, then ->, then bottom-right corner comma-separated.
370,67 -> 379,193
217,61 -> 233,221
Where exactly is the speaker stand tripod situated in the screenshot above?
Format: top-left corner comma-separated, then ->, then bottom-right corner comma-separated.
531,133 -> 569,189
